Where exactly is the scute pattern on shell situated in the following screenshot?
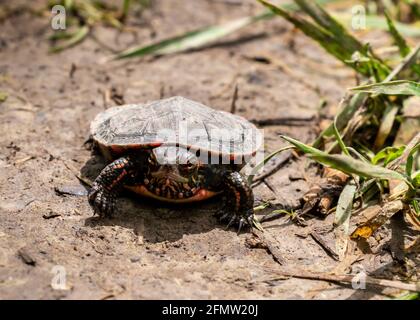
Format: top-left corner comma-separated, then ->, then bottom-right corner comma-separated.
91,96 -> 262,156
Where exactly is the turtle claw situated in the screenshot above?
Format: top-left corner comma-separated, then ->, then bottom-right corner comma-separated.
237,218 -> 245,235
88,184 -> 115,218
220,211 -> 253,233
225,215 -> 237,230
217,212 -> 230,221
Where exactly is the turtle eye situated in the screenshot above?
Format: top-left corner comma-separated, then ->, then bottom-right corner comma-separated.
179,161 -> 196,173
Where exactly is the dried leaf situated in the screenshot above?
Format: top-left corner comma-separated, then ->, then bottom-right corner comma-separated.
404,206 -> 420,231
351,200 -> 404,239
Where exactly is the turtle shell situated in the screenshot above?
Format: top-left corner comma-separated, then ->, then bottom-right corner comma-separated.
91,96 -> 262,159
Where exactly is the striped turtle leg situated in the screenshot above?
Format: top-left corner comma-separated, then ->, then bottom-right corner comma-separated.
218,171 -> 254,232
88,154 -> 147,217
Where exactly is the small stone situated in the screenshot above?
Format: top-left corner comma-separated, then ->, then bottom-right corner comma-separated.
54,185 -> 88,197
130,256 -> 141,263
18,248 -> 36,266
289,172 -> 304,181
43,210 -> 61,219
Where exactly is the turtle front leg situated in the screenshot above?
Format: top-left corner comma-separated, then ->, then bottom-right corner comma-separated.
88,155 -> 145,217
219,171 -> 254,232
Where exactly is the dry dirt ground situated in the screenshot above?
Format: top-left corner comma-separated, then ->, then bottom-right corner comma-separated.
0,0 -> 416,299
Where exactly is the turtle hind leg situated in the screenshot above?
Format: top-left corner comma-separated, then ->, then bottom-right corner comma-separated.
88,155 -> 144,217
218,171 -> 254,232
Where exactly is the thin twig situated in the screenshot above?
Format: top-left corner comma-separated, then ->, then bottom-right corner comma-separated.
252,229 -> 286,265
250,116 -> 315,126
310,231 -> 340,261
230,83 -> 239,114
264,267 -> 420,292
384,44 -> 420,82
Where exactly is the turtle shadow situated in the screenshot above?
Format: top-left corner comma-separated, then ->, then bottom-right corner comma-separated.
80,153 -> 107,183
84,196 -> 224,243
81,153 -> 225,243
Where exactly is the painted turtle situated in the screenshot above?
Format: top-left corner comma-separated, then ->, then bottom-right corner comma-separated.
88,96 -> 262,230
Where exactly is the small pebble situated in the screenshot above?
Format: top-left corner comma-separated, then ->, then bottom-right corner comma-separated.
18,248 -> 36,266
43,210 -> 61,219
130,256 -> 141,263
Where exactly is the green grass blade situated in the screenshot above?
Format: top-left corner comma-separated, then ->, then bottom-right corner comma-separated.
312,92 -> 367,148
258,0 -> 390,78
351,80 -> 420,96
335,180 -> 356,226
334,179 -> 357,259
111,0 -> 337,59
113,14 -> 269,59
50,25 -> 90,53
0,91 -> 8,103
384,11 -> 411,57
311,153 -> 409,183
295,0 -> 365,55
333,12 -> 420,38
247,146 -> 294,184
406,143 -> 420,178
281,135 -> 410,184
394,292 -> 420,300
258,0 -> 352,65
372,146 -> 406,165
333,116 -> 349,156
413,172 -> 420,188
281,135 -> 326,157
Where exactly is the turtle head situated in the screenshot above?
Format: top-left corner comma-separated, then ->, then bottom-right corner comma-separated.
145,146 -> 203,199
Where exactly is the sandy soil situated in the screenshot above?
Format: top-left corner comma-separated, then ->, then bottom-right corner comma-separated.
0,0 -> 417,299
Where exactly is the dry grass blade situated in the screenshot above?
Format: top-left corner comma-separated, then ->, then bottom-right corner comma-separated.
388,133 -> 420,171
385,44 -> 420,81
